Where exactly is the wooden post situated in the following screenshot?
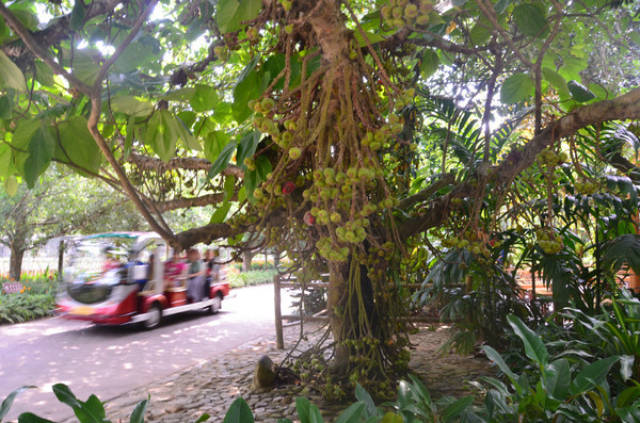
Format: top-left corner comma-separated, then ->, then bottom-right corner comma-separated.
274,274 -> 284,349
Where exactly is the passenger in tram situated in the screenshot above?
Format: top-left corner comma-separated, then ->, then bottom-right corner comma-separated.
164,250 -> 187,290
186,248 -> 206,302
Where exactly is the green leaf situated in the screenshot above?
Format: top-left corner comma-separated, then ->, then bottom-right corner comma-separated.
217,0 -> 263,33
17,413 -> 56,423
354,384 -> 377,417
144,110 -> 177,162
129,398 -> 148,423
295,397 -> 323,423
441,396 -> 473,422
194,413 -> 211,423
620,355 -> 634,382
71,50 -> 100,86
542,359 -> 571,400
57,116 -> 102,174
469,17 -> 492,46
174,115 -> 200,151
223,397 -> 254,423
542,67 -> 569,96
24,124 -> 55,188
0,50 -> 27,92
568,80 -> 596,102
500,73 -> 534,104
379,412 -> 403,423
191,84 -> 219,112
570,356 -> 619,395
334,402 -> 365,423
210,175 -> 235,224
204,131 -> 231,163
507,314 -> 548,365
420,50 -> 440,79
1,386 -> 35,420
4,176 -> 18,196
482,345 -> 517,383
513,3 -> 549,38
0,143 -> 13,178
233,56 -> 268,123
0,95 -> 11,119
110,96 -> 153,117
254,155 -> 272,182
124,117 -> 135,160
208,140 -> 237,179
34,61 -> 55,87
52,384 -> 83,410
78,394 -> 105,422
216,0 -> 240,33
70,0 -> 86,31
236,131 -> 260,168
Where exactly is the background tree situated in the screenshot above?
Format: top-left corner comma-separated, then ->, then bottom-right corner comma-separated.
0,0 -> 639,396
0,166 -> 146,280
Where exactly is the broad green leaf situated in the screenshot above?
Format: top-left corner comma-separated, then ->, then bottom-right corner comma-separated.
162,87 -> 196,102
620,355 -> 634,382
144,110 -> 177,162
1,386 -> 34,420
70,50 -> 100,85
542,67 -> 569,96
110,96 -> 153,117
34,61 -> 55,87
222,397 -> 254,423
174,115 -> 200,151
500,73 -> 534,104
129,398 -> 148,423
57,116 -> 102,174
124,117 -> 135,160
244,168 -> 258,201
208,141 -> 237,179
353,29 -> 385,47
17,413 -> 56,423
542,358 -> 570,400
0,50 -> 27,92
52,384 -> 83,410
442,396 -> 473,422
205,131 -> 231,163
113,35 -> 160,73
0,143 -> 13,178
191,84 -> 219,112
216,0 -> 240,33
469,17 -> 492,45
482,345 -> 517,382
296,397 -> 312,423
217,0 -> 262,33
236,131 -> 260,168
210,175 -> 235,224
77,394 -> 106,422
570,356 -> 619,395
255,155 -> 272,182
0,95 -> 11,119
4,176 -> 18,196
70,0 -> 86,31
420,50 -> 440,79
194,413 -> 210,423
334,402 -> 365,423
178,111 -> 197,129
355,384 -> 377,417
568,80 -> 595,102
507,314 -> 548,365
24,124 -> 55,187
513,3 -> 549,38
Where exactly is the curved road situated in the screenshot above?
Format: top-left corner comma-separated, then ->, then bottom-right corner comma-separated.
0,284 -> 293,422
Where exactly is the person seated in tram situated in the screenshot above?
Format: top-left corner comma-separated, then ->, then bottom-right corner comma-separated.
102,246 -> 122,273
186,248 -> 206,302
164,250 -> 187,290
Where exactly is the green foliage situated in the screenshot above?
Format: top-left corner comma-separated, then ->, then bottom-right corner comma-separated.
0,275 -> 58,323
227,269 -> 277,288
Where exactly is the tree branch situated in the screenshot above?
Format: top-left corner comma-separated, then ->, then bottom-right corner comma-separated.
127,153 -> 245,178
399,87 -> 640,239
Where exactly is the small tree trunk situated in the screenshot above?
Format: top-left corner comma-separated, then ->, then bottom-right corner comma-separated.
58,239 -> 65,281
242,250 -> 254,272
9,246 -> 25,281
274,249 -> 280,269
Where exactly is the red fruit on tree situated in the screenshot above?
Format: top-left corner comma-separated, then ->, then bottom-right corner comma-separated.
282,181 -> 296,195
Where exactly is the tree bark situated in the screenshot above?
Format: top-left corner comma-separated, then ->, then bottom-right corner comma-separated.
242,250 -> 254,272
9,245 -> 25,281
57,239 -> 65,281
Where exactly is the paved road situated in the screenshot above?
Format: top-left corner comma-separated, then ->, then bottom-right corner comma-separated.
0,284 -> 294,422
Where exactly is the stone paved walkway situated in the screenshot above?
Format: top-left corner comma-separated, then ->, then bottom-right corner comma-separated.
100,323 -> 493,423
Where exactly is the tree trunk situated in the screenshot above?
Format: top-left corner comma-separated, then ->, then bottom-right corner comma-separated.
58,238 -> 65,281
273,249 -> 280,269
242,250 -> 254,272
9,246 -> 25,281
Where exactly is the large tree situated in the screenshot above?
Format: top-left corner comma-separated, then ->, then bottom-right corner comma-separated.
0,0 -> 639,394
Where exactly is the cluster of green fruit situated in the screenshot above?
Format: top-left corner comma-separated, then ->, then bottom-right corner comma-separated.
535,228 -> 564,254
336,219 -> 369,244
302,166 -> 382,203
360,117 -> 404,151
537,148 -> 568,168
574,180 -> 599,195
442,236 -> 491,257
316,237 -> 350,262
381,0 -> 434,28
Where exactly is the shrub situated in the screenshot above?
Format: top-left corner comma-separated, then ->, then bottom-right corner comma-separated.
0,276 -> 59,324
228,269 -> 277,288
